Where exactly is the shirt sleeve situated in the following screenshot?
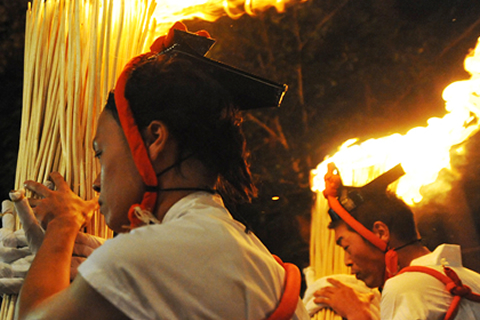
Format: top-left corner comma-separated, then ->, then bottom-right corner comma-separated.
77,232 -> 161,320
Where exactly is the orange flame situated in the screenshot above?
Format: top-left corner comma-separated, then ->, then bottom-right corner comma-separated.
146,0 -> 304,35
311,37 -> 480,205
95,0 -> 305,59
153,0 -> 291,20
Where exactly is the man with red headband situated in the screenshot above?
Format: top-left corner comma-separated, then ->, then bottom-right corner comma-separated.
14,23 -> 308,320
314,163 -> 480,320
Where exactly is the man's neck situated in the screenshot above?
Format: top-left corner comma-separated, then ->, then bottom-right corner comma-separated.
153,158 -> 216,222
396,243 -> 431,270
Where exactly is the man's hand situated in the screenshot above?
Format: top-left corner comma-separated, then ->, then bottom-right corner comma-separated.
70,232 -> 106,279
25,172 -> 98,230
0,199 -> 105,294
303,273 -> 380,320
314,278 -> 374,320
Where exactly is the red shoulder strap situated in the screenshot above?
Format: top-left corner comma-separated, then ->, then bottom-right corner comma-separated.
398,266 -> 480,320
264,255 -> 301,320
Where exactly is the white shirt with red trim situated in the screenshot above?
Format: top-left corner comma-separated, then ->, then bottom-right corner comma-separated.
381,244 -> 480,320
78,192 -> 308,320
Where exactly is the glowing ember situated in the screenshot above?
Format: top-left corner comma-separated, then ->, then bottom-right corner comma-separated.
311,37 -> 480,205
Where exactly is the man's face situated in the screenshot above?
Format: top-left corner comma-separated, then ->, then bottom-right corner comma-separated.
92,109 -> 145,233
333,222 -> 386,288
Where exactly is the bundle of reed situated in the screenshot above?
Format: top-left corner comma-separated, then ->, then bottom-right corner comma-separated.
1,0 -> 159,318
309,181 -> 349,320
309,162 -> 392,320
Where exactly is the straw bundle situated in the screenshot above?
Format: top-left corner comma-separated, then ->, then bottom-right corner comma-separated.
309,163 -> 394,320
309,182 -> 349,320
1,0 -> 158,318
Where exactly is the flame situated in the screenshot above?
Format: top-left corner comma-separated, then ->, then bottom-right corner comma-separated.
311,37 -> 480,205
86,0 -> 305,69
148,0 -> 302,35
90,0 -> 302,53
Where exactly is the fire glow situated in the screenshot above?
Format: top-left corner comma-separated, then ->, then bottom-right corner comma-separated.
311,37 -> 480,205
101,0 -> 302,39
151,0 -> 295,25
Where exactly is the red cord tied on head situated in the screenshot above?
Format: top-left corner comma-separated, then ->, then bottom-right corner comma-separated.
114,21 -> 288,230
114,22 -> 213,230
322,163 -> 405,283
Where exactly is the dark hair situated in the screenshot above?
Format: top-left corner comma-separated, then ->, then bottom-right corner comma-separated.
106,53 -> 257,203
336,190 -> 418,243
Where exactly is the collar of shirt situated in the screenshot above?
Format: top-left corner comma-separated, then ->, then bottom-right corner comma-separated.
410,244 -> 462,267
161,192 -> 225,224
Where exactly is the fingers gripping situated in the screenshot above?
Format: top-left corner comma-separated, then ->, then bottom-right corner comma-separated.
24,172 -> 98,229
1,174 -> 103,293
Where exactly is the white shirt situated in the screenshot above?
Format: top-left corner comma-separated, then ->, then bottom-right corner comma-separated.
381,244 -> 480,320
78,192 -> 309,320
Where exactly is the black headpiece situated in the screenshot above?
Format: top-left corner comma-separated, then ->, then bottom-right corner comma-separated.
168,29 -> 288,110
327,163 -> 406,222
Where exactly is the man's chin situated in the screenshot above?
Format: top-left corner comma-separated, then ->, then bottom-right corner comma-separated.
356,274 -> 379,288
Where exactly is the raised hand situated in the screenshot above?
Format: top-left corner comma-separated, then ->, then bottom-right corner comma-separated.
24,172 -> 98,230
0,199 -> 106,294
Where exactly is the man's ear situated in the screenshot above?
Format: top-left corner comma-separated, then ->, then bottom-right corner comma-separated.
372,221 -> 390,242
144,120 -> 169,161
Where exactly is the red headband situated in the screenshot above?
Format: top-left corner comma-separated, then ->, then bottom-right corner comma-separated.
324,163 -> 410,284
113,22 -> 211,229
323,163 -> 388,252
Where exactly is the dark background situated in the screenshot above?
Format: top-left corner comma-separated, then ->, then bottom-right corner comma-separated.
3,0 -> 480,287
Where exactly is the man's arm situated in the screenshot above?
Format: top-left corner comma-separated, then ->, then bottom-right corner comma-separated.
15,218 -> 77,319
18,272 -> 130,320
15,214 -> 128,320
14,172 -> 127,320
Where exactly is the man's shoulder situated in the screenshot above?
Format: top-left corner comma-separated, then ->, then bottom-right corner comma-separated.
384,263 -> 480,302
384,268 -> 445,293
381,270 -> 451,320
